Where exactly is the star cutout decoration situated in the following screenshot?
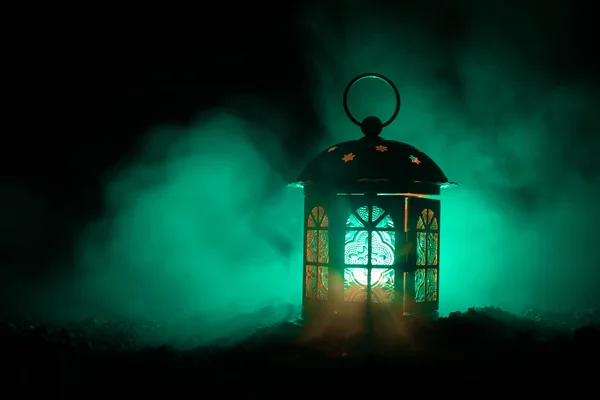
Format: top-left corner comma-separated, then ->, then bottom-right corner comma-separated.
375,145 -> 388,152
328,146 -> 337,152
342,153 -> 355,163
409,155 -> 421,165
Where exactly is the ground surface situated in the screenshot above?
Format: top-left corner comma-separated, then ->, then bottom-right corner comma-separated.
1,307 -> 598,394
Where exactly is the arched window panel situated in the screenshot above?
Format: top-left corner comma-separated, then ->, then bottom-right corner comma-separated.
306,207 -> 329,264
343,267 -> 395,303
344,206 -> 396,265
343,205 -> 396,303
305,206 -> 329,300
305,265 -> 329,300
415,208 -> 439,303
307,206 -> 329,228
346,206 -> 395,229
416,209 -> 438,230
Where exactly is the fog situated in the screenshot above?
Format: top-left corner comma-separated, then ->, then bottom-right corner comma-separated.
1,0 -> 598,346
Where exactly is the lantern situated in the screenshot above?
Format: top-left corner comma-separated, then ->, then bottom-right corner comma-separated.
289,73 -> 457,328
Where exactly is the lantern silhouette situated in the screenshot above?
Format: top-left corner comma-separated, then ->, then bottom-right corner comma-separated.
290,73 -> 457,326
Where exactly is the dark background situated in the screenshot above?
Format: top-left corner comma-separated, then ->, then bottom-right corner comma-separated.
3,2 -> 314,257
1,0 -> 598,340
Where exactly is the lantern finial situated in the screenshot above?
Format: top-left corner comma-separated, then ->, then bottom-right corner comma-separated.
343,73 -> 401,138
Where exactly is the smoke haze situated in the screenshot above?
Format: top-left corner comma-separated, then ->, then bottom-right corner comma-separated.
1,0 -> 598,346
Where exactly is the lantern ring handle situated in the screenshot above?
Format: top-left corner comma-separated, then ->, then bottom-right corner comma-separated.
343,73 -> 401,128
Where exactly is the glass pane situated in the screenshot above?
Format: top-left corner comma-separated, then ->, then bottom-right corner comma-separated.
427,232 -> 438,266
310,207 -> 319,226
346,213 -> 364,228
318,231 -> 329,263
425,209 -> 434,225
309,206 -> 328,227
371,268 -> 395,303
314,206 -> 322,223
344,230 -> 369,265
415,268 -> 438,302
357,206 -> 369,222
318,266 -> 329,300
417,208 -> 437,230
371,231 -> 395,265
344,267 -> 395,303
415,268 -> 425,302
305,265 -> 329,300
321,213 -> 329,228
371,206 -> 384,222
417,214 -> 425,230
344,267 -> 368,302
305,265 -> 317,298
416,232 -> 426,266
307,213 -> 316,227
430,217 -> 438,230
375,214 -> 394,228
426,268 -> 438,301
306,230 -> 317,262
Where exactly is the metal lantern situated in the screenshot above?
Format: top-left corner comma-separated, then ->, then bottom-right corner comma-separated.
290,73 -> 457,328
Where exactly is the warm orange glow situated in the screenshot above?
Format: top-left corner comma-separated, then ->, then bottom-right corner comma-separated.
402,272 -> 407,315
375,145 -> 388,152
328,146 -> 337,152
377,192 -> 431,198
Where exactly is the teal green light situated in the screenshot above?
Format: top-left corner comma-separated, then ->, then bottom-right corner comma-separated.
299,3 -> 600,316
343,206 -> 396,303
19,5 -> 599,348
64,113 -> 306,346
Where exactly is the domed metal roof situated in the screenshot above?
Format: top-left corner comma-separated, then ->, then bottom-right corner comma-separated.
289,73 -> 456,195
290,135 -> 454,195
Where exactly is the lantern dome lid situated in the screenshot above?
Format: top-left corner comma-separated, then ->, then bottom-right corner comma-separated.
290,136 -> 455,194
289,73 -> 456,195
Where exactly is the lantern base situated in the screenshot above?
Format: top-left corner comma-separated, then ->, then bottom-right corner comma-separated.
301,303 -> 438,340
